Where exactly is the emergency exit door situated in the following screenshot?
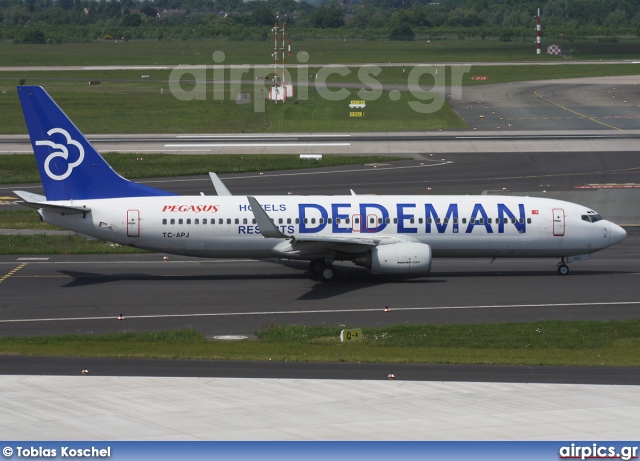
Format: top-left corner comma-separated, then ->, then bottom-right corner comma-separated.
552,208 -> 565,236
127,210 -> 140,237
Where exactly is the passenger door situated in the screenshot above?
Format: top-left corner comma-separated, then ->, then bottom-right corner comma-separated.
552,208 -> 565,236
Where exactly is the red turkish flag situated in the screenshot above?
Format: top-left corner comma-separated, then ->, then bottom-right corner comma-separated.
532,210 -> 539,214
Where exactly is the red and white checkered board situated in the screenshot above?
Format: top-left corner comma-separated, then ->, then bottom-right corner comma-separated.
547,44 -> 561,55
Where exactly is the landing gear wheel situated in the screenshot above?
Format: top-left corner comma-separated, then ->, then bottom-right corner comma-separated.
319,264 -> 337,282
309,260 -> 337,281
558,264 -> 569,275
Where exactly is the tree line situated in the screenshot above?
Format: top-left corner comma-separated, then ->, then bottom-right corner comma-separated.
2,0 -> 639,43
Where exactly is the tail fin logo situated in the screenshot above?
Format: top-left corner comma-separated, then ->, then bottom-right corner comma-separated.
35,128 -> 85,181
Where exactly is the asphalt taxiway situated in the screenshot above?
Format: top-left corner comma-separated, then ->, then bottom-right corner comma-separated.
1,153 -> 639,340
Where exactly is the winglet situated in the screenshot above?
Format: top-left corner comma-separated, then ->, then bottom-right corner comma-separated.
209,173 -> 233,196
247,196 -> 289,239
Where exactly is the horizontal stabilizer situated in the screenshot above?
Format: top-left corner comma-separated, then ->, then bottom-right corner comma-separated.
14,190 -> 91,215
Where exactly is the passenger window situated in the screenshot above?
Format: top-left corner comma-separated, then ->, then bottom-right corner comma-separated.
304,218 -> 308,224
295,218 -> 299,224
278,218 -> 283,224
419,218 -> 423,224
328,218 -> 332,224
370,217 -> 375,224
345,218 -> 350,224
470,218 -> 475,224
311,218 -> 316,224
519,218 -> 524,224
226,219 -> 231,224
444,218 -> 449,224
503,218 -> 508,224
252,219 -> 256,224
243,218 -> 247,224
194,219 -> 199,225
186,219 -> 191,225
287,218 -> 291,224
479,218 -> 484,224
462,218 -> 467,224
219,218 -> 223,224
453,218 -> 458,224
386,218 -> 390,224
355,217 -> 359,224
203,219 -> 207,224
410,218 -> 414,224
436,218 -> 441,224
320,218 -> 324,224
393,218 -> 398,224
234,218 -> 239,224
378,218 -> 383,224
171,219 -> 175,225
527,218 -> 531,224
179,219 -> 184,225
162,219 -> 167,225
487,218 -> 492,224
511,218 -> 516,224
336,218 -> 341,224
428,218 -> 433,224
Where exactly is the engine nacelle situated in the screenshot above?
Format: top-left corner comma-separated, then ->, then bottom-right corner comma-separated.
354,242 -> 432,275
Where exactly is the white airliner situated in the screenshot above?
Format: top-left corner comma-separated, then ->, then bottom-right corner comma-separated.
15,86 -> 627,280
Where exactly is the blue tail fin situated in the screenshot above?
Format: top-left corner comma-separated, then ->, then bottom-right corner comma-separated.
17,86 -> 176,201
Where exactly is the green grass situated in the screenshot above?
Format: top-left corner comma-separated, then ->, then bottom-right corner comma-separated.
0,76 -> 466,134
1,61 -> 638,134
464,63 -> 640,85
1,39 -> 640,66
0,210 -> 60,230
2,320 -> 640,366
0,234 -> 147,254
0,153 -> 403,184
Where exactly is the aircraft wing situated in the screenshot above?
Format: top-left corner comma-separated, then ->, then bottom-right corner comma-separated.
13,190 -> 91,215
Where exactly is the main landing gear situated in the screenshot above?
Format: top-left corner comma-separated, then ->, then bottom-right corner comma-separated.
309,260 -> 337,281
557,262 -> 569,275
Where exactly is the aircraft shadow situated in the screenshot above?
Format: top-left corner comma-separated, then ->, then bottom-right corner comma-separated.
57,267 -> 444,300
57,270 -> 310,288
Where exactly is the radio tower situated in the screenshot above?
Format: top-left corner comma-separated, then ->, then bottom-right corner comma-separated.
536,7 -> 541,55
269,14 -> 293,104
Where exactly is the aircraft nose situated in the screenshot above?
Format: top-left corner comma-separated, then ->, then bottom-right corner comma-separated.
609,223 -> 627,245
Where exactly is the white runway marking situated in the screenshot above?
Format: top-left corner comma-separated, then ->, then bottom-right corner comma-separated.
175,134 -> 351,138
165,143 -> 351,147
140,162 -> 450,185
2,301 -> 639,324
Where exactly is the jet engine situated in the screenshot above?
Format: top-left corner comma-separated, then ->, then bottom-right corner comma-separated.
354,242 -> 432,275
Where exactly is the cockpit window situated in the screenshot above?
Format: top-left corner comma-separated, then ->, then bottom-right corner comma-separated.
582,214 -> 603,223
